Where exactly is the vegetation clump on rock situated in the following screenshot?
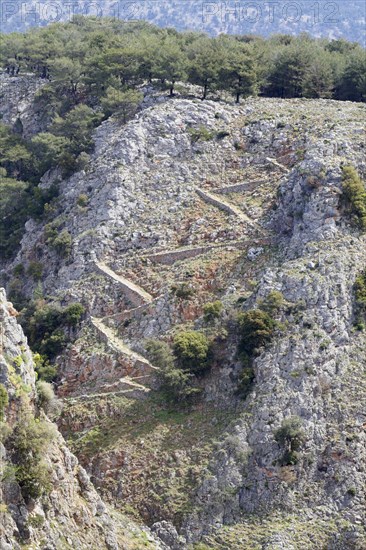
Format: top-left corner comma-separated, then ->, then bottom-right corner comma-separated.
274,416 -> 305,466
0,383 -> 9,421
6,411 -> 56,500
341,165 -> 366,230
173,330 -> 210,374
238,309 -> 276,355
354,269 -> 366,330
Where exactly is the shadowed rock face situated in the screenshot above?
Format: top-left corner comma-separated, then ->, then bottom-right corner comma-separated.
1,74 -> 366,548
0,289 -> 163,550
0,73 -> 48,138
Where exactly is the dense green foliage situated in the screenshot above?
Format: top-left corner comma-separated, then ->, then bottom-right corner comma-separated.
274,416 -> 305,466
0,161 -> 59,258
36,380 -> 57,414
20,301 -> 85,364
238,309 -> 276,355
145,332 -> 211,404
0,384 -> 9,421
173,330 -> 210,374
7,412 -> 55,499
354,270 -> 366,330
33,353 -> 57,382
145,339 -> 200,403
236,306 -> 279,398
203,300 -> 223,323
1,19 -> 364,105
341,166 -> 366,230
259,291 -> 285,314
237,356 -> 255,399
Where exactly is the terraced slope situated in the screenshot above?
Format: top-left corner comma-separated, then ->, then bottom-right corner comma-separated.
2,90 -> 366,548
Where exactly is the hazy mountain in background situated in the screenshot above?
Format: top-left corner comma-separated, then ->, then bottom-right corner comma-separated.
1,0 -> 365,43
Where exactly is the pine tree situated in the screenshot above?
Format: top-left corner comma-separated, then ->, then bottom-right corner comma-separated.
187,36 -> 225,99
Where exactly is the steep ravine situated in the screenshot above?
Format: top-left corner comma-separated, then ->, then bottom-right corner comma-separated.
1,74 -> 365,548
0,289 -> 164,549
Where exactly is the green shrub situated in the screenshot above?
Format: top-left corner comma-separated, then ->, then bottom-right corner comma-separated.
238,309 -> 276,354
0,384 -> 9,421
40,328 -> 66,357
8,413 -> 55,500
274,416 -> 305,466
187,126 -> 214,143
145,339 -> 175,370
236,351 -> 255,398
33,353 -> 57,382
27,261 -> 43,281
63,302 -> 85,326
44,221 -> 61,242
50,229 -> 72,258
13,355 -> 23,368
27,514 -> 45,528
101,87 -> 143,122
77,193 -> 89,207
259,290 -> 285,314
145,339 -> 200,403
172,283 -> 195,300
237,364 -> 255,398
75,152 -> 90,171
354,270 -> 366,329
341,165 -> 366,230
203,300 -> 223,323
36,380 -> 55,412
21,301 -> 84,363
173,330 -> 210,374
13,263 -> 25,276
0,422 -> 12,444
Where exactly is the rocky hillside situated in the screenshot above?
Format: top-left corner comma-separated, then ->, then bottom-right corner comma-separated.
1,75 -> 366,549
0,288 -> 164,548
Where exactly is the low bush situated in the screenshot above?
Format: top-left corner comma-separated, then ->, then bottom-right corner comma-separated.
8,413 -> 55,500
145,339 -> 200,403
21,301 -> 85,362
49,229 -> 72,258
36,381 -> 55,411
187,126 -> 214,143
259,290 -> 285,314
238,309 -> 276,355
145,339 -> 174,371
236,349 -> 255,398
63,303 -> 85,327
341,165 -> 366,230
173,330 -> 210,374
77,193 -> 89,207
172,283 -> 195,300
274,416 -> 305,466
27,261 -> 43,281
237,364 -> 255,398
354,269 -> 366,330
0,384 -> 9,421
33,353 -> 57,382
203,300 -> 223,323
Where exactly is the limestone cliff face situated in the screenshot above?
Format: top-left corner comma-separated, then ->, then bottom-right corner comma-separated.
0,289 -> 163,550
1,74 -> 366,548
0,72 -> 47,137
183,171 -> 366,545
